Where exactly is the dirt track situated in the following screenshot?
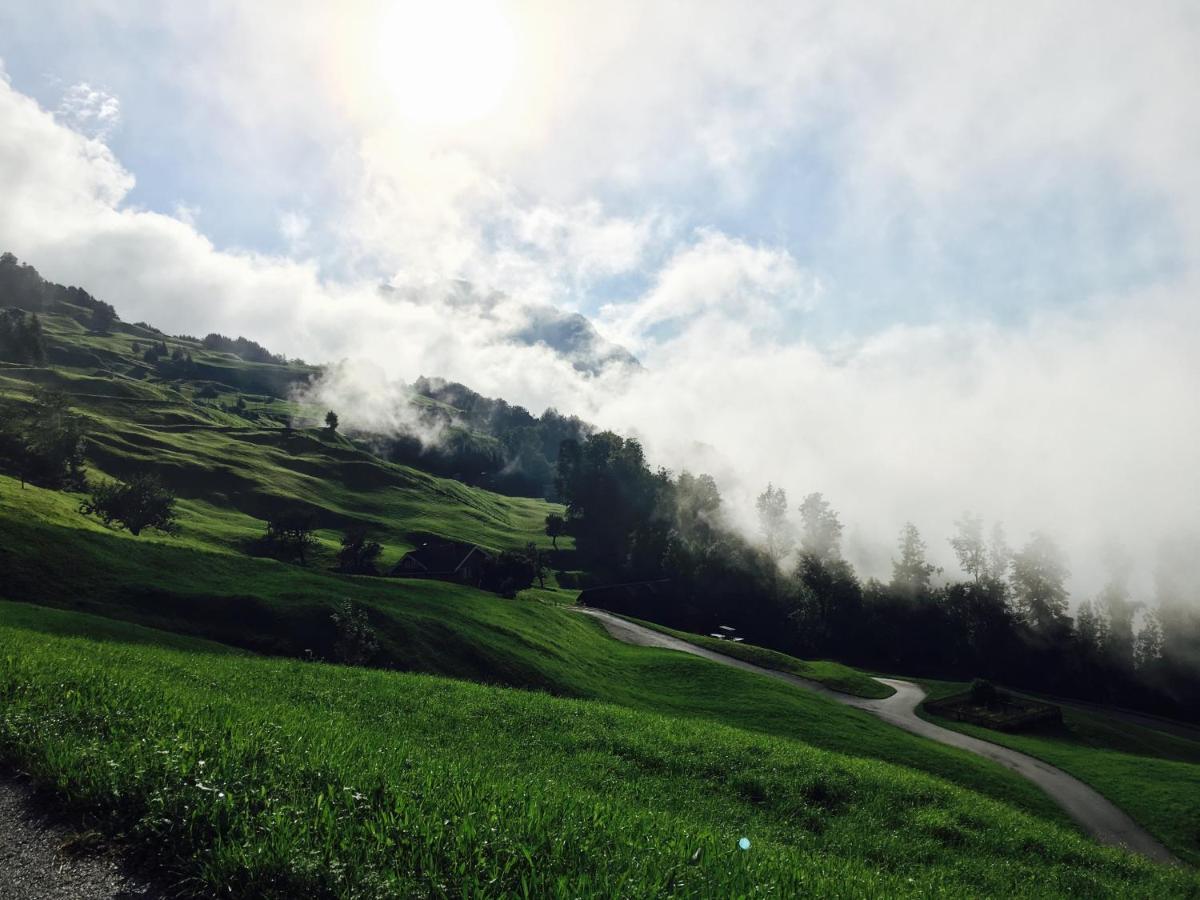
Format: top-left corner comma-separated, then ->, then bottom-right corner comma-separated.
578,607 -> 1179,865
0,774 -> 167,899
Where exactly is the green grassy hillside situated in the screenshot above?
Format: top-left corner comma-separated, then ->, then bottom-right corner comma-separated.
920,679 -> 1200,865
624,616 -> 895,699
2,299 -> 1196,895
2,605 -> 1195,898
1,305 -> 560,562
0,494 -> 1070,826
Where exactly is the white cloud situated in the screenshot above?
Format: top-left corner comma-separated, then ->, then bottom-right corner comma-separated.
56,81 -> 121,140
600,231 -> 820,348
2,1 -> 1200,600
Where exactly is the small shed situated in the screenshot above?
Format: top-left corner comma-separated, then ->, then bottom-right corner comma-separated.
390,541 -> 491,586
576,579 -> 674,616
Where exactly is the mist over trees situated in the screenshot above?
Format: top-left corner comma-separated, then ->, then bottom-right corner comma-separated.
376,376 -> 594,499
558,426 -> 1200,718
5,250 -> 1195,719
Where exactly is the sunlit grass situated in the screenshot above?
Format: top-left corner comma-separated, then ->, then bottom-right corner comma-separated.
1,606 -> 1193,898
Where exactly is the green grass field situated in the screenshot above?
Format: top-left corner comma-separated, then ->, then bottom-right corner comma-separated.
623,617 -> 894,699
2,308 -> 564,564
0,491 -> 1073,827
919,679 -> 1200,866
2,604 -> 1195,898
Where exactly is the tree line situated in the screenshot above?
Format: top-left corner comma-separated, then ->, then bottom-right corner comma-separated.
553,431 -> 1200,719
0,252 -> 117,332
380,376 -> 593,499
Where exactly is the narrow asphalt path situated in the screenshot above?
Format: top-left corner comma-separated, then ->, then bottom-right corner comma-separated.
578,607 -> 1179,866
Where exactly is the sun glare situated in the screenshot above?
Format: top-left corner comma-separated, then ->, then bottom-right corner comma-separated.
374,0 -> 518,126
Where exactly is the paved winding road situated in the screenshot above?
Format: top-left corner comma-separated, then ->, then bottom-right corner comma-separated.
579,607 -> 1179,865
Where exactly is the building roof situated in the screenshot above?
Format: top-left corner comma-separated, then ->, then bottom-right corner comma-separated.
396,541 -> 487,575
576,579 -> 673,603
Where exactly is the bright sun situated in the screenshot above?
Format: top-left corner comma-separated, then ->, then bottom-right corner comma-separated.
374,0 -> 518,126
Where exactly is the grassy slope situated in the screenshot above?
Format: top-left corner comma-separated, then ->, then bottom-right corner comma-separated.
919,679 -> 1200,866
0,490 -> 1068,827
4,308 -> 1195,889
2,606 -> 1195,899
2,308 -> 562,563
624,617 -> 894,700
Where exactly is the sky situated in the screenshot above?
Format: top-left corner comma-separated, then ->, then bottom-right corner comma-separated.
1,1 -> 1198,596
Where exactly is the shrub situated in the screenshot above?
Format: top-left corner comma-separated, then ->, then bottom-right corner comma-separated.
80,473 -> 180,537
330,599 -> 380,666
483,547 -> 538,598
256,510 -> 318,564
336,528 -> 383,575
970,678 -> 999,708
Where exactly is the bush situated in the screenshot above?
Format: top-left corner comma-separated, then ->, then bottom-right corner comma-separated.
255,510 -> 318,564
80,473 -> 180,537
970,678 -> 999,708
336,528 -> 383,575
483,547 -> 539,598
330,599 -> 380,666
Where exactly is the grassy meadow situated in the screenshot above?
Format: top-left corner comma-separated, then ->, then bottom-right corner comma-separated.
2,604 -> 1197,898
919,679 -> 1200,866
622,616 -> 895,699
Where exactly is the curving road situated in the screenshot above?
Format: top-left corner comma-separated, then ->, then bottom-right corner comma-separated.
578,607 -> 1178,865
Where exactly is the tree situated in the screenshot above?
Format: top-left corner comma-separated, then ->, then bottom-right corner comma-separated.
0,309 -> 47,364
336,528 -> 383,575
1096,551 -> 1140,669
949,513 -> 987,583
1134,610 -> 1164,672
324,410 -> 339,432
890,522 -> 938,598
792,551 -> 862,654
1,389 -> 87,489
554,432 -> 669,574
527,541 -> 548,589
88,301 -> 117,333
674,471 -> 722,551
483,547 -> 538,597
544,512 -> 565,549
330,599 -> 380,666
260,510 -> 319,564
1075,600 -> 1107,657
755,483 -> 792,562
798,492 -> 843,561
79,472 -> 180,536
985,523 -> 1012,586
1010,532 -> 1070,635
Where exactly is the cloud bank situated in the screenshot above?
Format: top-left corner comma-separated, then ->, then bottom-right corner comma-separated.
1,2 -> 1198,600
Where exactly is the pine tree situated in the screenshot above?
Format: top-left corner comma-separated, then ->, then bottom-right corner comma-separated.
1010,532 -> 1070,635
755,483 -> 792,562
891,522 -> 938,598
